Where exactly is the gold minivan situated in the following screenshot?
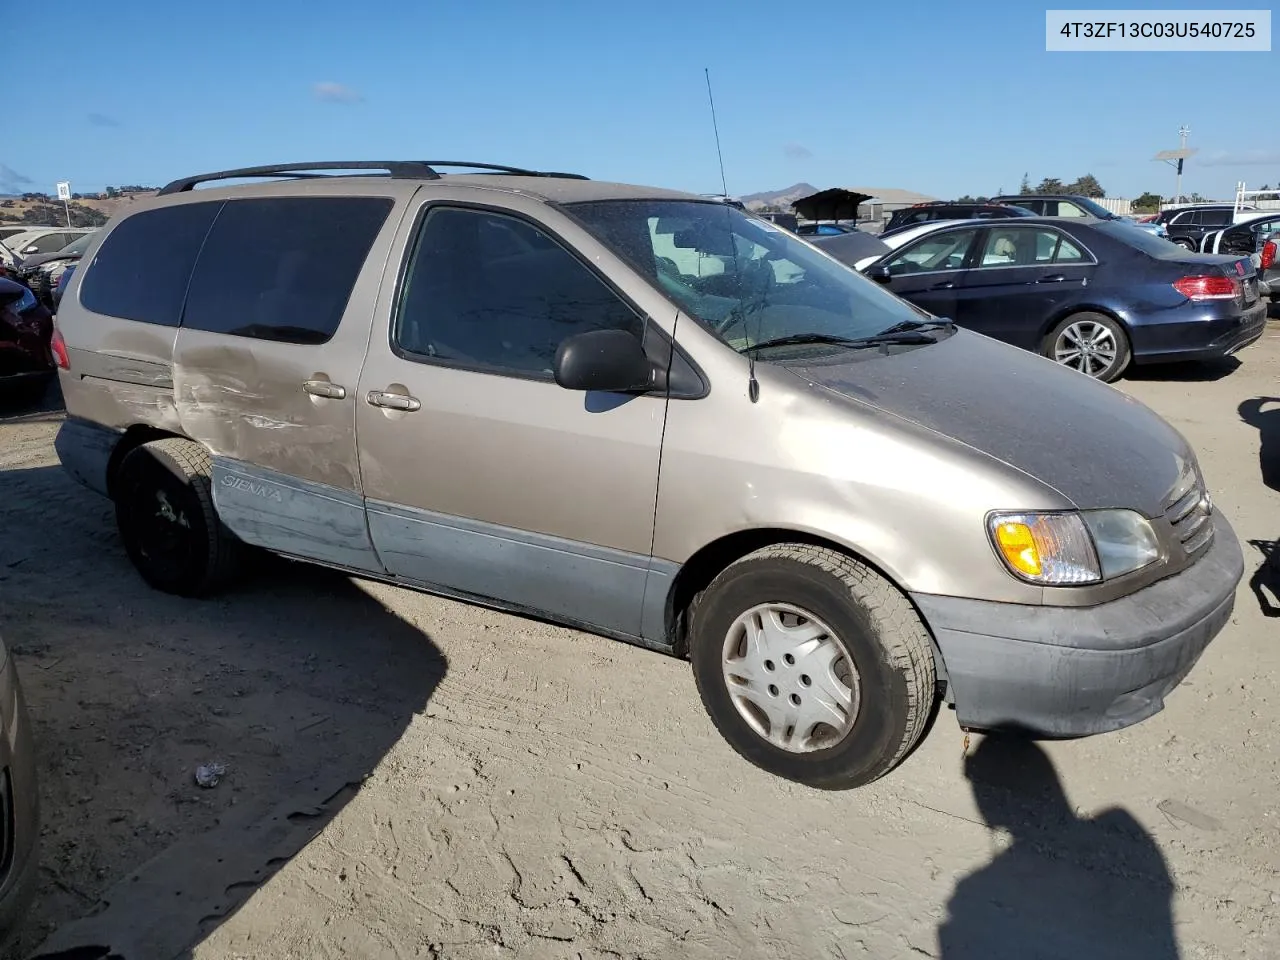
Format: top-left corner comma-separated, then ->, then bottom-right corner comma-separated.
52,161 -> 1244,789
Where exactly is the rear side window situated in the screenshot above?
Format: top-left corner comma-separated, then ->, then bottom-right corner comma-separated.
183,196 -> 392,345
79,202 -> 222,326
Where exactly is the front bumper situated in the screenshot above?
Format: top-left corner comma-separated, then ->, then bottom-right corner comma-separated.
912,513 -> 1244,737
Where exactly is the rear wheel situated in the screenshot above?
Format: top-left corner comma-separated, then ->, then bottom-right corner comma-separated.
114,438 -> 242,597
1173,237 -> 1196,251
1043,312 -> 1130,383
689,544 -> 937,790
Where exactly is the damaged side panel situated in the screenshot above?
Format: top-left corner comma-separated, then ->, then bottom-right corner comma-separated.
211,458 -> 382,571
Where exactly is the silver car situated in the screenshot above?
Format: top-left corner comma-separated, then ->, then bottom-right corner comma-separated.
51,160 -> 1243,788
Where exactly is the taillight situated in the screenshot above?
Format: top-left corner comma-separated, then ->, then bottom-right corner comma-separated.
1173,275 -> 1240,301
1263,240 -> 1276,271
50,326 -> 70,370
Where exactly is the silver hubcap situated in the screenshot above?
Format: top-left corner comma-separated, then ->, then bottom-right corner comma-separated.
1054,321 -> 1117,377
721,603 -> 861,753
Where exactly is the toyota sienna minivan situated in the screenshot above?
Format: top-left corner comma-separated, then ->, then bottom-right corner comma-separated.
51,160 -> 1244,789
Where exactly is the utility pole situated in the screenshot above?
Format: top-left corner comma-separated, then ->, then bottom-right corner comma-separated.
1152,128 -> 1196,208
1174,125 -> 1189,204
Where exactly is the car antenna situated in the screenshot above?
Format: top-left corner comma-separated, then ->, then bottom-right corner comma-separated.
705,67 -> 759,403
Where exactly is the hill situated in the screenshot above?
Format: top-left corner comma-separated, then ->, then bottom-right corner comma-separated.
739,182 -> 818,211
0,192 -> 157,228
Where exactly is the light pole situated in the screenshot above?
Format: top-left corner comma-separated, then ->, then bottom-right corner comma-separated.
1174,125 -> 1189,204
1152,127 -> 1196,208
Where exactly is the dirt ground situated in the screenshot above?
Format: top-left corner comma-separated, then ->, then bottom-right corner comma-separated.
2,333 -> 1279,959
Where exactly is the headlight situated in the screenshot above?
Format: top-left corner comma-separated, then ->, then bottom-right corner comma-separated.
988,509 -> 1160,585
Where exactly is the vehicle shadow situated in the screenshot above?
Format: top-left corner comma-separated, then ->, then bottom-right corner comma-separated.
936,735 -> 1179,960
1246,539 -> 1280,618
1125,357 -> 1241,383
1237,397 -> 1280,492
0,462 -> 447,959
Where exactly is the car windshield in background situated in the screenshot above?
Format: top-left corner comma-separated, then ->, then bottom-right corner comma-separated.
57,234 -> 95,256
567,200 -> 933,354
1074,196 -> 1117,219
1095,220 -> 1185,257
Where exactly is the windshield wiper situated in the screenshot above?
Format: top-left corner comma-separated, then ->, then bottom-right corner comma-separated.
742,329 -> 938,354
879,317 -> 955,334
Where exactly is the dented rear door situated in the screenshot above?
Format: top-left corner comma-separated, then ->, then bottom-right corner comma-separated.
171,182 -> 414,570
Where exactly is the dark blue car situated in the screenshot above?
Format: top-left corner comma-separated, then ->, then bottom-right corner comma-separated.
862,217 -> 1266,382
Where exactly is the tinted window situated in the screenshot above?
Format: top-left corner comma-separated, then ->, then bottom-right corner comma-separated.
886,228 -> 979,274
1200,209 -> 1232,227
395,206 -> 643,377
80,202 -> 222,325
183,196 -> 391,345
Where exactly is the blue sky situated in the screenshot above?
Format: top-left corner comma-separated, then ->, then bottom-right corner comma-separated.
4,0 -> 1276,202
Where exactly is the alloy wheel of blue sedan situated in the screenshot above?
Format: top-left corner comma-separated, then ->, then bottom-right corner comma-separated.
1046,312 -> 1131,383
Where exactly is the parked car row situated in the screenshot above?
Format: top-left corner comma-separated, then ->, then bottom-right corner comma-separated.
811,210 -> 1266,382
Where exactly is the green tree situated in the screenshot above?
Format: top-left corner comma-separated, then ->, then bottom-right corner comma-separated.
1065,174 -> 1105,198
1018,173 -> 1031,195
1035,177 -> 1066,194
1132,191 -> 1163,213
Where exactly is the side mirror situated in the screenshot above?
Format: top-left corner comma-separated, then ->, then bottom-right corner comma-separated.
554,329 -> 657,393
866,263 -> 893,285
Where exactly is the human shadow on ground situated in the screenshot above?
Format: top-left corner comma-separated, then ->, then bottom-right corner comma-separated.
937,736 -> 1179,960
0,454 -> 446,959
1246,539 -> 1280,618
1238,397 -> 1280,492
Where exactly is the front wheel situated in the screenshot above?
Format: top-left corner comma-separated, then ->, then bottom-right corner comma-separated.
689,544 -> 938,790
1043,312 -> 1131,383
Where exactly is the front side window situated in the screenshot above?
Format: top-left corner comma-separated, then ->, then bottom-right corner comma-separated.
394,206 -> 644,377
568,199 -> 938,355
183,196 -> 392,344
886,228 -> 979,274
1049,200 -> 1089,218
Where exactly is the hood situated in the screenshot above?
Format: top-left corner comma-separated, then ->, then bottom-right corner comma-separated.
19,250 -> 80,270
787,330 -> 1189,517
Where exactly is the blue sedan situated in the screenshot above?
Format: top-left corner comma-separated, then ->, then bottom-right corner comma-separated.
860,217 -> 1266,382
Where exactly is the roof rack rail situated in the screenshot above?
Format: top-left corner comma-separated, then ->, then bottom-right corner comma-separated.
157,160 -> 589,195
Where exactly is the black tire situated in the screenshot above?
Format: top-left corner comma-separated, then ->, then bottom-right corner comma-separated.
1173,238 -> 1195,251
114,438 -> 242,597
689,544 -> 937,790
1042,311 -> 1131,383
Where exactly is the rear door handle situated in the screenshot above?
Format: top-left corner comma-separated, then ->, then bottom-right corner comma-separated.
367,390 -> 421,412
302,379 -> 347,399
1037,274 -> 1067,284
929,281 -> 956,290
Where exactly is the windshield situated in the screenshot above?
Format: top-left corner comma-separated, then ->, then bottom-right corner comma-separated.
57,233 -> 94,256
566,199 -> 932,352
1072,196 -> 1117,219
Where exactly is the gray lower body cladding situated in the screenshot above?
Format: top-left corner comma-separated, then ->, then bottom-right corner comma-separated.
913,513 -> 1244,737
54,416 -> 118,498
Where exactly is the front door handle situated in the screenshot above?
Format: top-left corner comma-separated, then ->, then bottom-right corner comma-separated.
302,379 -> 347,399
1037,274 -> 1067,284
367,390 -> 421,412
929,280 -> 956,290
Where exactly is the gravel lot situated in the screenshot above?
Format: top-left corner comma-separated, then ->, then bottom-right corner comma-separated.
2,332 -> 1279,959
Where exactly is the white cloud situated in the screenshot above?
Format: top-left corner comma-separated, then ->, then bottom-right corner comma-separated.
784,143 -> 814,161
312,82 -> 363,105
